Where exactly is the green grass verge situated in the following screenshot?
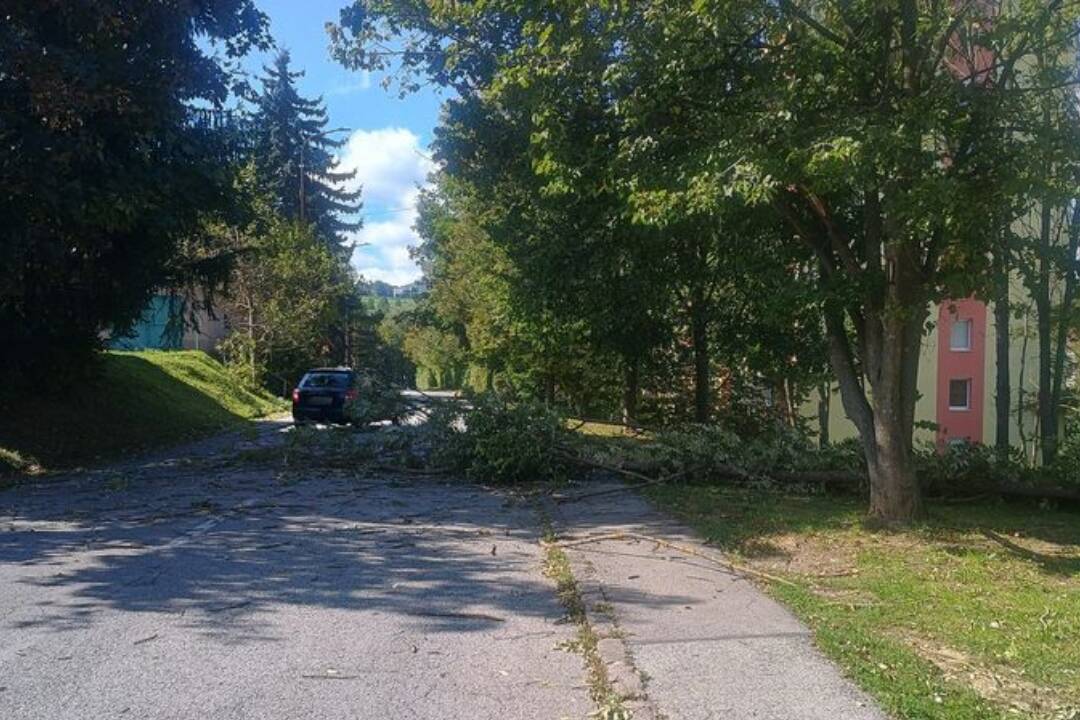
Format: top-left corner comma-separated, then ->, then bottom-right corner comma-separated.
646,485 -> 1080,720
1,350 -> 285,474
567,419 -> 652,440
539,517 -> 626,718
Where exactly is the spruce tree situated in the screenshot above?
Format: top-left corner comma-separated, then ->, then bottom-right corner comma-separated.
252,51 -> 362,258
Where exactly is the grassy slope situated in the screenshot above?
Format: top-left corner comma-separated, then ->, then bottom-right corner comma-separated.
647,486 -> 1080,720
1,351 -> 285,474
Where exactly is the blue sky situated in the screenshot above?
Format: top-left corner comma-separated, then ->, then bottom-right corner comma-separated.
247,0 -> 443,285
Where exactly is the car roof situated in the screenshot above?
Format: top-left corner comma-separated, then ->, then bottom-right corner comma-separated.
303,367 -> 354,374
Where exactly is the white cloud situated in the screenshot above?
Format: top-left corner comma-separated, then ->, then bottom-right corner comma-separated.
327,71 -> 372,96
338,127 -> 435,207
338,128 -> 436,285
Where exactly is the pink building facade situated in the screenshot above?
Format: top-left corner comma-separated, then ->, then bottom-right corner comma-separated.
935,299 -> 988,446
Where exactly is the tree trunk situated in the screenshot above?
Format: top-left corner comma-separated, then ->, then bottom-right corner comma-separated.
1036,202 -> 1056,464
780,174 -> 925,522
993,249 -> 1012,455
1050,203 -> 1080,459
622,360 -> 640,426
784,378 -> 797,427
690,287 -> 710,423
247,299 -> 257,387
1017,312 -> 1033,463
774,379 -> 795,426
865,393 -> 923,522
544,375 -> 556,406
823,286 -> 925,524
817,383 -> 830,448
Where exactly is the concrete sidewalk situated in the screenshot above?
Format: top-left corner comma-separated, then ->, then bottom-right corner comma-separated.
551,482 -> 886,720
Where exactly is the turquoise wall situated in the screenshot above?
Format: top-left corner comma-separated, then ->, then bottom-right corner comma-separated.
108,295 -> 183,350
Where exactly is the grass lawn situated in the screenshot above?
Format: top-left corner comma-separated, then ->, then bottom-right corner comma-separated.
567,418 -> 653,439
1,350 -> 285,475
647,485 -> 1080,720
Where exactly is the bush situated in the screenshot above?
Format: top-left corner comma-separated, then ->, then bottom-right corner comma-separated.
651,424 -> 743,477
427,395 -> 569,483
634,424 -> 1033,499
345,372 -> 413,427
217,334 -> 265,392
805,437 -> 866,474
915,441 -> 1022,497
1049,430 -> 1080,489
422,401 -> 471,470
649,420 -> 814,480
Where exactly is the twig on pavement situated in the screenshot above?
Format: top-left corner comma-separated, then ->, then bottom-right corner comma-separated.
546,531 -> 796,588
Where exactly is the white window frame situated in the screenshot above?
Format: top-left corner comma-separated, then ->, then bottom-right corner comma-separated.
950,318 -> 973,351
948,378 -> 972,411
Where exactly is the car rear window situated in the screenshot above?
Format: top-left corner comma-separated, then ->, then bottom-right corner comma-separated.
300,372 -> 352,389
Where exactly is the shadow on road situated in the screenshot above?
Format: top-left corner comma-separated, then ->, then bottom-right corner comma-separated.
0,442 -> 694,644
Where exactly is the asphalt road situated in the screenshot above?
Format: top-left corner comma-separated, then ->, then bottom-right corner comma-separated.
0,422 -> 590,720
1,421 -> 887,720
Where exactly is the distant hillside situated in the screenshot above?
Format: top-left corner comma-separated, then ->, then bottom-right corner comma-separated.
361,296 -> 418,314
360,278 -> 428,298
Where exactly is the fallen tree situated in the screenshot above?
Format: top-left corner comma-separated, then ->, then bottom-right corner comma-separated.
556,446 -> 1080,507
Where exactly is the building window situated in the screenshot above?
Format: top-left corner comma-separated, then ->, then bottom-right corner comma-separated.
948,378 -> 972,410
950,318 -> 972,351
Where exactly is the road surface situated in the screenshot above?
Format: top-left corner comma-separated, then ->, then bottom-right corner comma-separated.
0,422 -> 589,720
1,422 -> 885,719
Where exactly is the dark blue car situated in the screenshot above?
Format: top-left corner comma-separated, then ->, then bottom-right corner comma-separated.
291,368 -> 358,425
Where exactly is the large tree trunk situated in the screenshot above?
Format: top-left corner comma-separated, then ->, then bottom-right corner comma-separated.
690,287 -> 710,423
993,252 -> 1012,455
822,281 -> 925,523
779,178 -> 925,522
622,359 -> 640,426
865,391 -> 922,521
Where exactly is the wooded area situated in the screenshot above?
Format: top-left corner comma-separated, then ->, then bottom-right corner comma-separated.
329,0 -> 1080,523
2,3 -> 411,402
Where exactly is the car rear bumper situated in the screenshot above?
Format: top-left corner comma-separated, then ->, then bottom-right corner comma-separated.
292,407 -> 349,424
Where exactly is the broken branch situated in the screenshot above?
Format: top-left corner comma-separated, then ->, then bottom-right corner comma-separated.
546,531 -> 796,588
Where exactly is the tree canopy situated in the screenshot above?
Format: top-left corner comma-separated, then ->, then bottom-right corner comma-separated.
251,50 -> 363,258
0,0 -> 271,384
332,0 -> 1080,522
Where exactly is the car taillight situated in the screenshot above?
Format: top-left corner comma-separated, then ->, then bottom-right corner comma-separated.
291,388 -> 300,403
345,389 -> 358,402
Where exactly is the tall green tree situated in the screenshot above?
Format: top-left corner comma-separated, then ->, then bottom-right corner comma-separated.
0,0 -> 269,385
619,1 -> 1080,519
252,50 -> 362,258
616,1 -> 1078,521
218,212 -> 355,391
333,1 -> 1079,522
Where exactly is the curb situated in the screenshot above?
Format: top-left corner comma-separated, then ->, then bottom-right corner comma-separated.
571,551 -> 660,720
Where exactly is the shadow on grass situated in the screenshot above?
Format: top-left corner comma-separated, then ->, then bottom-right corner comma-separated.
0,353 -> 266,474
646,481 -> 1080,577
